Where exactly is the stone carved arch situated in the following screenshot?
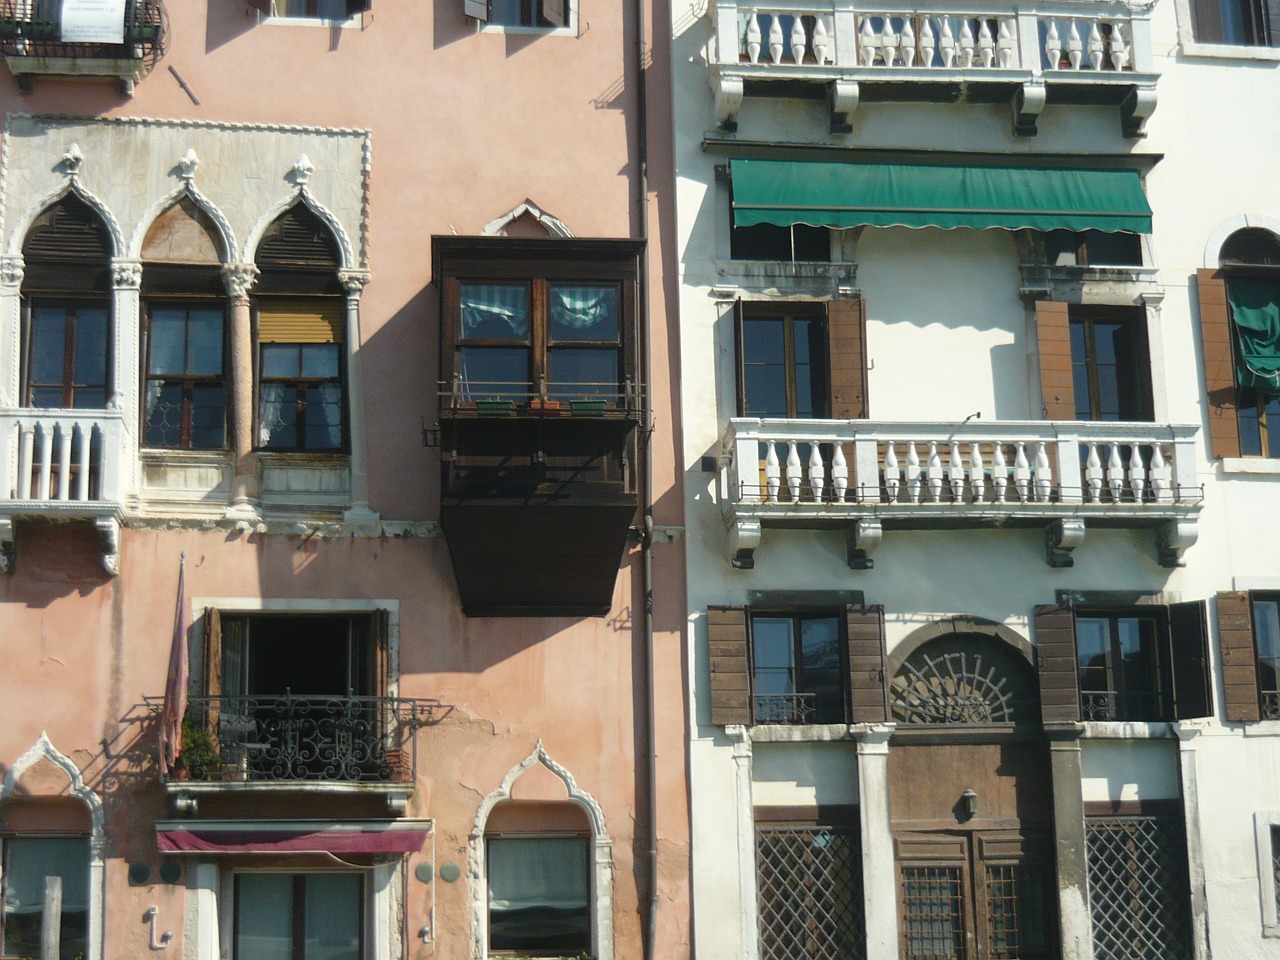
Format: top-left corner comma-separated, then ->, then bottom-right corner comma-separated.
482,200 -> 573,239
129,181 -> 237,263
1204,214 -> 1280,269
244,189 -> 356,270
887,615 -> 1035,678
1,731 -> 106,960
468,740 -> 613,960
7,180 -> 125,259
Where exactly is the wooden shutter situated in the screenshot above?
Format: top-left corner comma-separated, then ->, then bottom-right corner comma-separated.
541,0 -> 567,26
203,608 -> 223,751
375,609 -> 390,698
1197,268 -> 1241,459
1218,591 -> 1261,722
257,300 -> 344,344
846,604 -> 887,723
464,0 -> 490,20
1168,601 -> 1212,720
1035,301 -> 1075,420
708,606 -> 751,725
1034,604 -> 1079,722
827,298 -> 868,419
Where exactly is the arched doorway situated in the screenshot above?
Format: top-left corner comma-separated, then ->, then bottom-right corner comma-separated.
888,628 -> 1056,960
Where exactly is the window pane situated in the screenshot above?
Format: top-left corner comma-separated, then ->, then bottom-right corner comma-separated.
800,617 -> 841,673
31,387 -> 64,408
1254,599 -> 1280,693
548,348 -> 620,398
187,309 -> 224,376
71,388 -> 107,410
743,365 -> 787,418
236,874 -> 293,960
1267,396 -> 1280,459
145,381 -> 186,448
30,307 -> 66,386
459,347 -> 528,400
1076,618 -> 1110,691
304,874 -> 361,960
262,345 -> 299,378
72,308 -> 108,388
302,344 -> 340,379
259,383 -> 295,449
753,618 -> 794,670
149,308 -> 187,375
2,837 -> 90,960
461,283 -> 530,340
743,318 -> 785,364
304,383 -> 344,450
550,284 -> 619,342
190,384 -> 227,449
489,837 -> 590,954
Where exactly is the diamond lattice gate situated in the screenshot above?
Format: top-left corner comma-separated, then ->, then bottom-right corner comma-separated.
757,825 -> 866,960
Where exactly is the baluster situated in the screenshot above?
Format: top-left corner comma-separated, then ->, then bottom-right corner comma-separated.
901,17 -> 916,66
769,13 -> 784,64
884,442 -> 900,502
765,442 -> 781,502
746,10 -> 763,63
881,15 -> 898,66
1013,442 -> 1030,503
1107,443 -> 1124,501
1034,442 -> 1052,502
860,16 -> 878,65
1045,19 -> 1061,68
977,19 -> 994,67
1110,21 -> 1129,69
786,440 -> 802,501
1085,442 -> 1103,502
993,443 -> 1008,502
1067,19 -> 1082,69
37,423 -> 53,500
969,442 -> 987,502
997,18 -> 1015,67
927,441 -> 943,502
1150,444 -> 1169,502
56,422 -> 71,501
906,441 -> 922,503
939,17 -> 955,67
949,441 -> 964,503
919,17 -> 935,67
959,19 -> 975,67
832,442 -> 848,502
76,424 -> 91,501
17,422 -> 33,500
812,15 -> 830,64
809,441 -> 825,501
1087,20 -> 1103,70
790,12 -> 806,62
1128,444 -> 1146,502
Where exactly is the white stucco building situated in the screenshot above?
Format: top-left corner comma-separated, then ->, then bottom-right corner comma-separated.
671,0 -> 1280,955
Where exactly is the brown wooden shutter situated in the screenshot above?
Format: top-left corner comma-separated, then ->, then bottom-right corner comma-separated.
1168,600 -> 1212,720
846,604 -> 887,723
464,0 -> 490,20
1197,268 -> 1241,459
708,606 -> 751,725
1035,301 -> 1075,420
257,301 -> 344,344
541,0 -> 567,26
375,609 -> 390,698
1034,604 -> 1079,722
1218,591 -> 1261,722
827,298 -> 868,419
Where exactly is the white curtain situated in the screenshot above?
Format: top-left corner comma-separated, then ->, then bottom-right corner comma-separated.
488,837 -> 588,911
318,384 -> 344,449
258,384 -> 287,447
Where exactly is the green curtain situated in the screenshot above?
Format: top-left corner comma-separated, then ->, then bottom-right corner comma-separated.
1229,277 -> 1280,395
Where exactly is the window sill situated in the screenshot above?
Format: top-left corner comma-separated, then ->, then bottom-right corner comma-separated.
1080,720 -> 1177,739
1221,457 -> 1280,475
477,22 -> 576,36
1178,37 -> 1280,60
1240,721 -> 1280,737
259,14 -> 361,28
748,723 -> 855,742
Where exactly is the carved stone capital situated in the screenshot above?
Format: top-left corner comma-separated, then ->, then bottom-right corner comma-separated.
95,517 -> 120,576
829,79 -> 860,135
847,518 -> 882,570
1045,518 -> 1086,568
712,74 -> 744,133
222,263 -> 260,300
729,517 -> 762,569
1157,518 -> 1198,568
111,260 -> 143,289
339,269 -> 371,295
0,256 -> 24,288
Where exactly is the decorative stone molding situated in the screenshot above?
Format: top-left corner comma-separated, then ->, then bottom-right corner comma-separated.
221,263 -> 260,300
469,740 -> 612,960
712,74 -> 744,132
729,517 -> 761,569
481,201 -> 573,239
887,615 -> 1035,678
828,79 -> 860,134
178,148 -> 199,181
1045,517 -> 1086,568
291,154 -> 316,186
1121,83 -> 1158,139
245,191 -> 357,271
95,516 -> 121,576
111,260 -> 143,289
1011,80 -> 1046,137
339,269 -> 372,294
1157,518 -> 1199,568
0,256 -> 23,288
0,516 -> 13,573
6,179 -> 126,259
61,142 -> 85,178
846,518 -> 881,570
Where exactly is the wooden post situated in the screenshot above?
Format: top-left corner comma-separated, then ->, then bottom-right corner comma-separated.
41,875 -> 62,960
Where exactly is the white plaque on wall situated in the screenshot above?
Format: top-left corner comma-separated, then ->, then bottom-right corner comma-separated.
60,0 -> 127,43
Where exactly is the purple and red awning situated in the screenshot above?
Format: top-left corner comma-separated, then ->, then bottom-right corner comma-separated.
156,819 -> 431,856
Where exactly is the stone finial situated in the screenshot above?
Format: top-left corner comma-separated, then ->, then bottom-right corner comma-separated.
292,154 -> 315,186
178,148 -> 199,181
62,143 -> 84,177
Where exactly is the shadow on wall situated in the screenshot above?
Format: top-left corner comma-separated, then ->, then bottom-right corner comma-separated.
0,522 -> 114,606
205,0 -> 257,55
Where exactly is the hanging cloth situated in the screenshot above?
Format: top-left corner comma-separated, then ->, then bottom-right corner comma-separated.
1228,277 -> 1280,395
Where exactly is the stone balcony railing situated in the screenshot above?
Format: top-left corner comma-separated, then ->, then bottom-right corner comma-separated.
718,418 -> 1200,569
0,409 -> 127,574
708,0 -> 1158,135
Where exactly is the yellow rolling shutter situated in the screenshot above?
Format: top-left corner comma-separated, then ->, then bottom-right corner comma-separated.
258,299 -> 344,344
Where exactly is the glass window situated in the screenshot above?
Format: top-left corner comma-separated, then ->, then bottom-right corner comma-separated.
258,343 -> 344,451
739,310 -> 830,419
1076,613 -> 1165,721
1,837 -> 89,960
234,873 -> 361,960
145,306 -> 226,449
26,304 -> 109,409
266,0 -> 354,18
750,612 -> 844,724
1068,312 -> 1152,422
488,836 -> 590,956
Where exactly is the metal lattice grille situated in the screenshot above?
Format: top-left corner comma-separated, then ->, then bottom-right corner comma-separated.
901,865 -> 964,959
1086,818 -> 1192,960
986,864 -> 1053,959
1272,826 -> 1280,921
757,826 -> 865,960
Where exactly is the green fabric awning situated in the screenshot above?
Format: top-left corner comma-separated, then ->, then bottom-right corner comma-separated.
730,159 -> 1153,234
1229,277 -> 1280,395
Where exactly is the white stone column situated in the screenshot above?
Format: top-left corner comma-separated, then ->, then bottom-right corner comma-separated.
339,269 -> 378,525
1046,723 -> 1093,960
184,861 -> 219,960
369,861 -> 397,960
0,257 -> 24,407
110,260 -> 142,505
1175,723 -> 1210,960
855,723 -> 898,960
222,264 -> 260,518
727,725 -> 759,960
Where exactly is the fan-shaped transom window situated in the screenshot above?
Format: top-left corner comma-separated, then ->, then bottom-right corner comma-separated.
890,635 -> 1040,725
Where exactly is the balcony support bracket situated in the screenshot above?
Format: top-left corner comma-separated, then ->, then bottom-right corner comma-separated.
712,74 -> 744,133
730,517 -> 762,569
0,515 -> 13,574
1156,518 -> 1198,568
1011,80 -> 1046,137
1121,83 -> 1158,139
387,792 -> 409,816
829,79 -> 860,135
96,516 -> 120,577
847,518 -> 882,570
1044,518 -> 1086,568
170,792 -> 198,818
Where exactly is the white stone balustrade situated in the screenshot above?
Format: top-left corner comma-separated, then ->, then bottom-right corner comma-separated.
0,410 -> 125,507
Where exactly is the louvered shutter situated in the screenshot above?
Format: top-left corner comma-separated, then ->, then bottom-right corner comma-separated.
1034,604 -> 1079,722
846,604 -> 887,723
827,298 -> 868,419
542,0 -> 567,26
464,0 -> 490,21
1168,601 -> 1212,720
1197,268 -> 1241,459
1217,591 -> 1261,722
1035,301 -> 1075,420
257,300 -> 344,344
708,606 -> 751,725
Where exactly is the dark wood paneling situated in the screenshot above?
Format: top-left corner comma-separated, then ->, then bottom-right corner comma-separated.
708,606 -> 751,725
1197,268 -> 1241,460
828,298 -> 868,419
1169,600 -> 1212,720
888,741 -> 1052,827
1218,591 -> 1260,722
1035,301 -> 1075,420
754,805 -> 859,826
1034,604 -> 1079,722
847,603 -> 886,722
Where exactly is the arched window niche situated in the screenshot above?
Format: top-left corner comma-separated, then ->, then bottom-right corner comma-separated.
470,741 -> 613,960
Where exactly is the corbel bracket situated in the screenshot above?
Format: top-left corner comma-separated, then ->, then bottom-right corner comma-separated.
730,518 -> 762,569
0,515 -> 13,574
1121,83 -> 1158,139
96,516 -> 121,576
712,74 -> 745,133
1044,518 -> 1086,568
1011,80 -> 1046,137
1156,518 -> 1198,568
829,79 -> 860,135
847,518 -> 882,570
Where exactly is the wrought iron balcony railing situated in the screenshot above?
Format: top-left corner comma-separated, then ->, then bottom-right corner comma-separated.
753,692 -> 819,725
1079,689 -> 1165,722
436,377 -> 645,420
167,695 -> 444,786
1263,690 -> 1280,722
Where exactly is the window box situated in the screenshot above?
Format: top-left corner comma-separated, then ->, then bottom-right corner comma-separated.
528,398 -> 566,416
570,399 -> 609,416
477,400 -> 516,415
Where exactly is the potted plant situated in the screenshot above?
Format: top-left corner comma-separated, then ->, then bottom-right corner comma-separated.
177,720 -> 216,781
